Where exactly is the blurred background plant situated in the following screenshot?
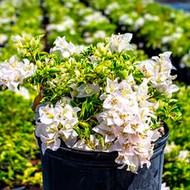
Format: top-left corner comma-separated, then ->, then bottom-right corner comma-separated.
1,0 -> 190,189
0,89 -> 42,189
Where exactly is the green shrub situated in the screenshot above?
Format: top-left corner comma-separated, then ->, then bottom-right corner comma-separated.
163,85 -> 190,190
0,90 -> 42,188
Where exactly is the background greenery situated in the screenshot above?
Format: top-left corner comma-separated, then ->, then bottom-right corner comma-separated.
0,0 -> 190,189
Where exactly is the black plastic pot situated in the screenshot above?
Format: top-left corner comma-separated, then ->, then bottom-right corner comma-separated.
40,126 -> 169,190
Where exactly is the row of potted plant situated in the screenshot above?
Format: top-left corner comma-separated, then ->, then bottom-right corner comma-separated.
2,0 -> 190,73
0,0 -> 44,61
38,0 -> 117,50
80,0 -> 190,84
0,0 -> 44,188
0,28 -> 180,189
163,85 -> 190,190
0,0 -> 146,188
0,90 -> 42,189
0,0 -> 188,189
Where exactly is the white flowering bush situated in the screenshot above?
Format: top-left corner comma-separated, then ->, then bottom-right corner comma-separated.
0,33 -> 181,172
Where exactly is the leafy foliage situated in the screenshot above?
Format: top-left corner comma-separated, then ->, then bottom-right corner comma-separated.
163,85 -> 190,189
0,90 -> 42,188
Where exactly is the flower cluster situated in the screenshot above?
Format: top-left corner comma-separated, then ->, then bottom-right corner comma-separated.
0,33 -> 180,172
35,98 -> 80,154
138,51 -> 179,95
0,55 -> 36,91
93,77 -> 160,171
50,36 -> 85,58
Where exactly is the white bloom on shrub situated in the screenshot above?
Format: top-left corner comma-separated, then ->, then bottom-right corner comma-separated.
0,18 -> 11,24
134,14 -> 159,30
36,100 -> 80,153
162,27 -> 183,44
105,2 -> 120,15
15,86 -> 30,99
93,77 -> 160,171
115,137 -> 153,171
36,121 -> 61,154
119,14 -> 133,26
93,30 -> 107,39
161,182 -> 170,190
164,142 -> 177,154
138,52 -> 179,96
181,51 -> 190,67
50,36 -> 84,58
39,104 -> 58,125
134,17 -> 145,30
162,33 -> 182,44
178,150 -> 189,160
47,16 -> 76,34
80,12 -> 108,26
76,83 -> 100,98
0,34 -> 8,45
107,33 -> 133,53
73,135 -> 101,151
0,56 -> 36,91
73,139 -> 94,151
144,14 -> 159,21
51,36 -> 76,57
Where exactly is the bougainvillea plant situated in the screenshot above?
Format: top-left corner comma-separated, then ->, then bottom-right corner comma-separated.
0,33 -> 181,172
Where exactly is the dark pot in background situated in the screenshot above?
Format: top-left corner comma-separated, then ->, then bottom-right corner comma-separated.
39,126 -> 169,190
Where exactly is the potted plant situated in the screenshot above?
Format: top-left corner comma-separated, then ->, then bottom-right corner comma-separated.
0,33 -> 181,190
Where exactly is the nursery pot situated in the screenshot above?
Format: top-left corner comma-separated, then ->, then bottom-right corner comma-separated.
39,126 -> 169,190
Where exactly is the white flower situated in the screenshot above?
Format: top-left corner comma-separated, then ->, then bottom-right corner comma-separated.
47,16 -> 76,34
59,125 -> 78,148
36,100 -> 80,153
94,77 -> 160,171
38,104 -> 58,125
80,12 -> 108,26
107,33 -> 133,53
105,2 -> 120,15
93,30 -> 107,39
178,150 -> 189,160
21,59 -> 37,78
134,17 -> 145,30
0,34 -> 8,45
161,182 -> 170,190
119,14 -> 133,25
103,94 -> 127,110
15,86 -> 30,99
76,83 -> 100,98
0,65 -> 21,90
164,142 -> 177,154
0,56 -> 36,91
105,78 -> 119,94
73,140 -> 93,151
50,36 -> 84,58
144,14 -> 159,21
138,52 -> 179,96
36,121 -> 61,154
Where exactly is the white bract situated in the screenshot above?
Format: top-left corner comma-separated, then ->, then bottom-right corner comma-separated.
50,36 -> 85,58
0,34 -> 8,45
80,12 -> 108,26
0,56 -> 36,91
107,33 -> 133,53
35,99 -> 80,154
105,2 -> 120,15
93,76 -> 160,172
138,51 -> 179,96
47,16 -> 76,35
0,32 -> 179,173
